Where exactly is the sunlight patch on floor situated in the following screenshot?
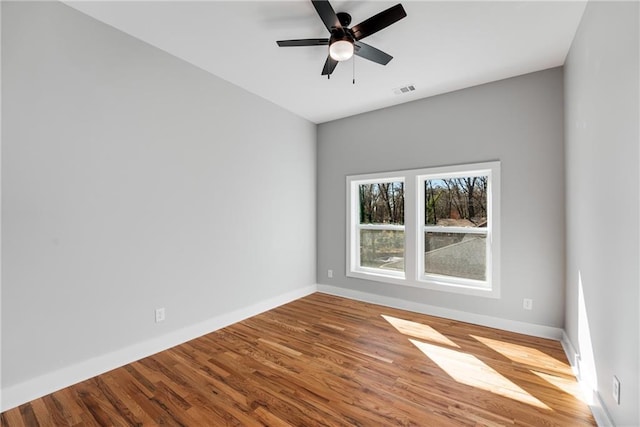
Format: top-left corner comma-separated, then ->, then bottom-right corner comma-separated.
530,370 -> 588,403
471,335 -> 573,376
410,339 -> 551,410
381,315 -> 460,348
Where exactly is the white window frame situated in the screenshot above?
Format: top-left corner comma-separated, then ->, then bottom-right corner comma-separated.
346,161 -> 500,298
347,173 -> 406,280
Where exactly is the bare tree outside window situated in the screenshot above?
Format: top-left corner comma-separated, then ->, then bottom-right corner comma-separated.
425,177 -> 487,227
359,182 -> 404,225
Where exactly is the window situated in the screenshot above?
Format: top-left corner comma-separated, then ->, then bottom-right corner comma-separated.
352,177 -> 405,278
347,162 -> 500,297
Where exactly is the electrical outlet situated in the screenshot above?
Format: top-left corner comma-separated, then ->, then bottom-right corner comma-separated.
612,376 -> 621,404
155,307 -> 166,323
523,298 -> 533,310
328,269 -> 333,278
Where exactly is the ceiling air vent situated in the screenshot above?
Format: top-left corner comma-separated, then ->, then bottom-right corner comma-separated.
393,84 -> 416,95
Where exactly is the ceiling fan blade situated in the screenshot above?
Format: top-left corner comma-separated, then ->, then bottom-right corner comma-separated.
354,42 -> 393,65
277,39 -> 329,47
321,55 -> 339,75
312,0 -> 342,32
351,3 -> 407,41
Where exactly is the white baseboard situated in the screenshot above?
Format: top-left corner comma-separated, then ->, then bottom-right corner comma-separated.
317,284 -> 563,340
560,332 -> 615,427
0,285 -> 317,412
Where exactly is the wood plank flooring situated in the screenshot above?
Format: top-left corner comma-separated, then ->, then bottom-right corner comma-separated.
1,293 -> 595,426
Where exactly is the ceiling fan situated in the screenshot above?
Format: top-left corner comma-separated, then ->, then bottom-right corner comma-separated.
276,1 -> 407,78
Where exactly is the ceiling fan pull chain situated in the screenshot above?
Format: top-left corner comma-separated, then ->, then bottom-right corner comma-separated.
353,56 -> 356,85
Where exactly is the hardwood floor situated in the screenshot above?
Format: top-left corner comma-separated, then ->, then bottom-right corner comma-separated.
1,293 -> 595,426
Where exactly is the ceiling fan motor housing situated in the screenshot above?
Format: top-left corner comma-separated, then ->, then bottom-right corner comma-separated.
336,12 -> 352,27
330,27 -> 354,45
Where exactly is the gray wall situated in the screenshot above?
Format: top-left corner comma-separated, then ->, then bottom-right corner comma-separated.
564,1 -> 639,425
2,1 -> 315,388
318,68 -> 565,328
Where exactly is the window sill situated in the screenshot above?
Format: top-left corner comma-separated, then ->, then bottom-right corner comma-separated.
347,270 -> 500,298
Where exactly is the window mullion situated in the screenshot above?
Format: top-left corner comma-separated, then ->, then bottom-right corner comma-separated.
404,176 -> 417,281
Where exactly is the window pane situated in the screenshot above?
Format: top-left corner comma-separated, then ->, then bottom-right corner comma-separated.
359,182 -> 404,225
424,177 -> 487,227
424,232 -> 486,281
360,229 -> 404,271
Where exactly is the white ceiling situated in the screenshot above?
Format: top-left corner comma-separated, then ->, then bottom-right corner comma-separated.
65,1 -> 587,124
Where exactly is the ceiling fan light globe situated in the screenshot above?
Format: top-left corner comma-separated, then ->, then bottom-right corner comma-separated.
329,40 -> 354,61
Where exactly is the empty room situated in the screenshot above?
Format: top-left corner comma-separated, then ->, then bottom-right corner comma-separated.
1,0 -> 638,426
